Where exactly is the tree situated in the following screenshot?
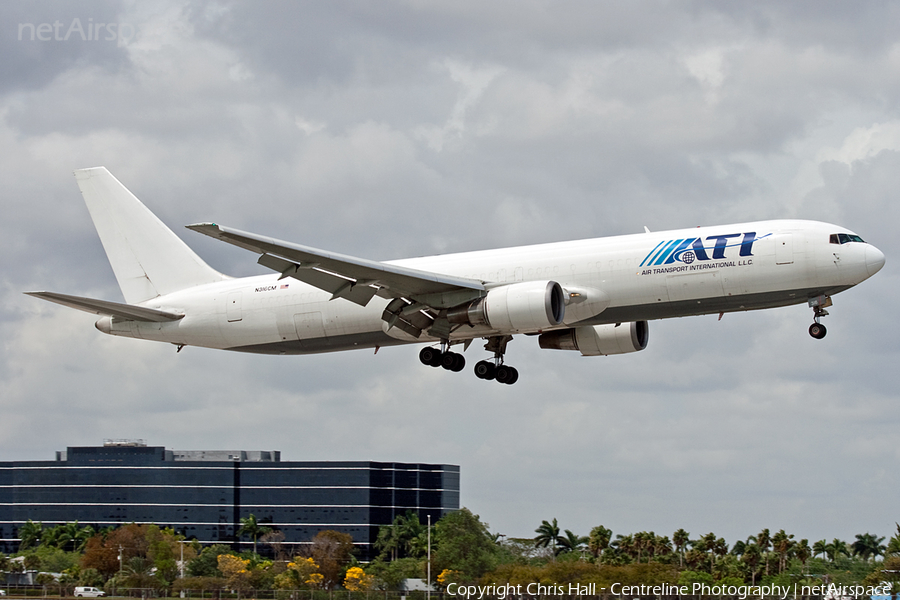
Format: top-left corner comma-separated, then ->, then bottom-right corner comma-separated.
588,526 -> 612,561
741,543 -> 762,585
673,529 -> 690,568
274,557 -> 323,590
557,530 -> 588,556
237,514 -> 272,556
309,530 -> 355,590
260,530 -> 287,561
343,566 -> 376,591
18,521 -> 43,551
852,533 -> 886,562
121,556 -> 159,589
795,539 -> 811,569
433,508 -> 499,582
218,554 -> 251,595
43,522 -> 95,552
813,539 -> 828,560
534,519 -> 561,554
886,524 -> 900,557
826,538 -> 849,562
756,529 -> 771,576
187,544 -> 232,577
772,529 -> 795,573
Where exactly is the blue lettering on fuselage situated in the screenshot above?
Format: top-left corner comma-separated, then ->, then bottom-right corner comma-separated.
640,232 -> 770,267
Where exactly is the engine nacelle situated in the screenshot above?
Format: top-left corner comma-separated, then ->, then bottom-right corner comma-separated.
538,321 -> 649,356
448,280 -> 566,333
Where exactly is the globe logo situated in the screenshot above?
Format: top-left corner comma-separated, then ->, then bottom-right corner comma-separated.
682,251 -> 695,264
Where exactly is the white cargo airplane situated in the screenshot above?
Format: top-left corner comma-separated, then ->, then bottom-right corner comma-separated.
27,168 -> 885,385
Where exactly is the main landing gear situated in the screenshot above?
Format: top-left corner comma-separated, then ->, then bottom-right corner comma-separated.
808,294 -> 832,340
419,335 -> 520,385
473,335 -> 518,385
418,345 -> 466,372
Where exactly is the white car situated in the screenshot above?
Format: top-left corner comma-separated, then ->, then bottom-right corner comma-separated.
74,587 -> 105,598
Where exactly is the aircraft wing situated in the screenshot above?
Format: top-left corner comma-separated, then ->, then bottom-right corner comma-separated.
186,223 -> 486,308
24,291 -> 184,322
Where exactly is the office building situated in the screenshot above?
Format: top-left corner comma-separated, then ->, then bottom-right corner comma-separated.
0,441 -> 460,558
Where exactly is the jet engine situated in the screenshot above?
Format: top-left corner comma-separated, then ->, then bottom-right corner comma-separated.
538,321 -> 649,356
448,280 -> 566,333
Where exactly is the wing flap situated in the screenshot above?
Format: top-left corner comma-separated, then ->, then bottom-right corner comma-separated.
187,223 -> 485,306
257,254 -> 378,307
25,291 -> 184,322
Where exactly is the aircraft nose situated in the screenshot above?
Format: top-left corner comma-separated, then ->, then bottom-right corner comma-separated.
866,245 -> 886,277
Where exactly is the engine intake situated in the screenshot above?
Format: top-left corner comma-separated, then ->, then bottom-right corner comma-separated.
448,280 -> 566,333
538,321 -> 649,356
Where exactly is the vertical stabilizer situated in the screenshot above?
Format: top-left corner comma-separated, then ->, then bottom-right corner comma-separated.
74,167 -> 226,304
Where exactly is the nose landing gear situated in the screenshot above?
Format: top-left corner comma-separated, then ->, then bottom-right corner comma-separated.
808,294 -> 832,339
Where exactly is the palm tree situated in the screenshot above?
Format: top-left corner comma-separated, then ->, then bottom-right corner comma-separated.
772,529 -> 795,573
557,530 -> 589,556
756,529 -> 771,576
826,538 -> 849,562
397,511 -> 425,557
612,534 -> 635,563
17,520 -> 43,550
238,514 -> 272,556
375,522 -> 401,560
534,518 -> 561,555
742,543 -> 762,585
813,539 -> 828,560
589,525 -> 612,562
886,523 -> 900,557
852,533 -> 886,562
673,529 -> 690,567
653,535 -> 673,560
795,539 -> 811,569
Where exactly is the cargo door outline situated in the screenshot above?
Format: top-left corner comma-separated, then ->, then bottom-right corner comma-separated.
775,233 -> 794,265
294,312 -> 326,341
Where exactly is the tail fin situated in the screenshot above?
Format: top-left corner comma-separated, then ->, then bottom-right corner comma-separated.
74,167 -> 226,304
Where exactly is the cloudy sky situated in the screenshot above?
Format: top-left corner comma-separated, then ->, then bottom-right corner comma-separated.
2,1 -> 899,547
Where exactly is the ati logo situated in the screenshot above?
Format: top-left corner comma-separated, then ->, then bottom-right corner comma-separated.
640,232 -> 770,267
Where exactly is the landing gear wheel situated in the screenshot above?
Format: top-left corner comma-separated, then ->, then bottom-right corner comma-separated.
809,323 -> 827,339
495,365 -> 519,385
474,360 -> 496,380
419,347 -> 442,367
441,351 -> 466,372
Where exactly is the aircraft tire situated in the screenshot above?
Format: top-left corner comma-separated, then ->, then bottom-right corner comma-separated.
809,323 -> 827,339
419,347 -> 442,367
495,365 -> 517,384
474,360 -> 495,380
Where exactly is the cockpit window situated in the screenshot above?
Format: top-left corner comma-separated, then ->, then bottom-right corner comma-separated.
830,233 -> 865,244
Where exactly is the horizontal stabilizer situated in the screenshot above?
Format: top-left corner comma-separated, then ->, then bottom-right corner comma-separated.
25,291 -> 183,322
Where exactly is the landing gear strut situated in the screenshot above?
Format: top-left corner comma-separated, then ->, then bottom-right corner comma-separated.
808,295 -> 831,340
474,335 -> 518,385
